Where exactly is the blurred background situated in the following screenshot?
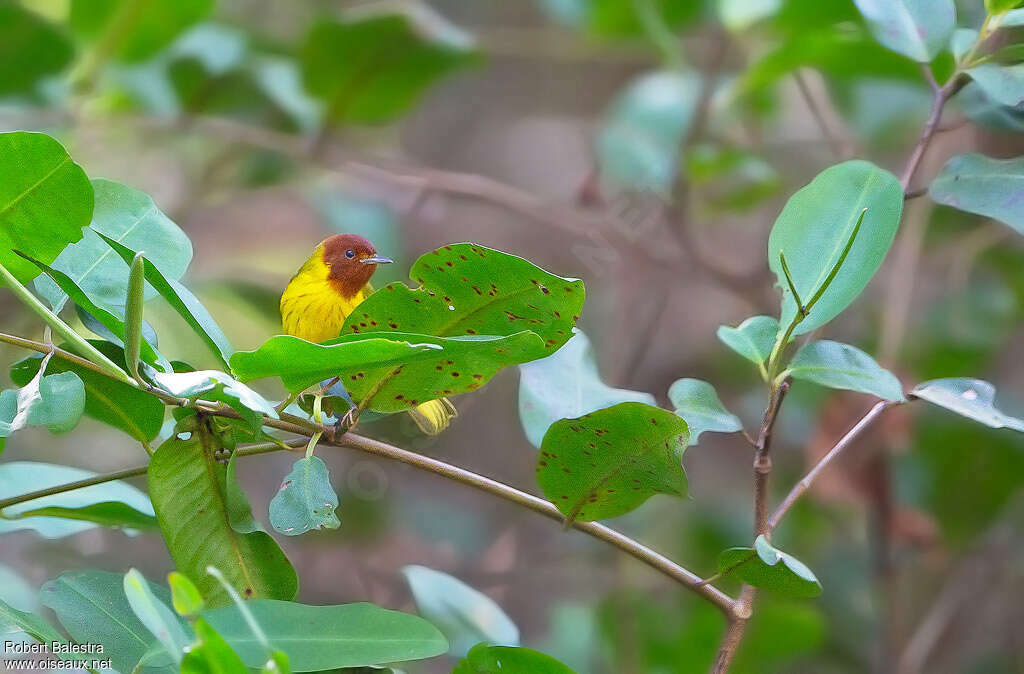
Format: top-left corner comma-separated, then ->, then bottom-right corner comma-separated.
1,0 -> 1023,672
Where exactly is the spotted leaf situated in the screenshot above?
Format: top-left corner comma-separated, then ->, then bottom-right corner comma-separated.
342,243 -> 584,359
231,331 -> 543,413
911,378 -> 1024,432
536,402 -> 689,523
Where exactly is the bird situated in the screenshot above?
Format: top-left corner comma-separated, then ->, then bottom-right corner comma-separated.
280,233 -> 456,435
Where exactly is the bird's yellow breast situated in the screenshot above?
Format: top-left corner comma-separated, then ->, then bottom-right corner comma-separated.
280,244 -> 370,343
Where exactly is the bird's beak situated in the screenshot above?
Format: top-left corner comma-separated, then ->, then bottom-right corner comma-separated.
360,254 -> 393,265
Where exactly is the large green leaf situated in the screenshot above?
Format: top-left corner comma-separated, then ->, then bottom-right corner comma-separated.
717,535 -> 822,598
147,418 -> 298,606
0,4 -> 74,96
929,153 -> 1024,235
69,0 -> 213,63
667,378 -> 743,443
852,0 -> 955,62
342,243 -> 583,354
911,378 -> 1024,432
36,179 -> 192,313
454,643 -> 576,674
268,456 -> 341,536
402,565 -> 519,657
0,132 -> 92,284
786,340 -> 905,401
768,160 -> 903,335
518,330 -> 655,448
0,461 -> 154,539
20,251 -> 168,370
40,570 -> 187,673
717,315 -> 780,369
300,3 -> 479,124
202,600 -> 448,671
537,402 -> 690,523
98,233 -> 234,370
596,70 -> 700,192
232,331 -> 542,412
11,341 -> 165,442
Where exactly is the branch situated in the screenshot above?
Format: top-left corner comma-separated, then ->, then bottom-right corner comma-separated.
0,333 -> 735,613
712,379 -> 791,672
900,72 -> 965,193
767,400 -> 900,533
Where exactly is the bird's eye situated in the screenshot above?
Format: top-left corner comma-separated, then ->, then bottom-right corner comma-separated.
345,249 -> 355,259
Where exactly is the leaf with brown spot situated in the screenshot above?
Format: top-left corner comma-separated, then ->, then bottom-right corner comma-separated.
536,402 -> 690,523
231,331 -> 543,412
341,243 -> 584,360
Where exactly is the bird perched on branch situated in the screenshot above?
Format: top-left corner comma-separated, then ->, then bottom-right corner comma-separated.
280,233 -> 456,434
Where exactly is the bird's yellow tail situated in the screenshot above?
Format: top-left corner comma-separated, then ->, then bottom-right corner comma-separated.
408,398 -> 457,435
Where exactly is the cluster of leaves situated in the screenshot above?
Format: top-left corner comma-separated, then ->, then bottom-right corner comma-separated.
0,126 -> 591,670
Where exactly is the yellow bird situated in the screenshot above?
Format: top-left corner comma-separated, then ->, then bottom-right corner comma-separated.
280,233 -> 456,434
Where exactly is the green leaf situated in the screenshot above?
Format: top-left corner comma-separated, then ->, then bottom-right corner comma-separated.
300,3 -> 479,124
929,153 -> 1024,235
911,378 -> 1024,432
518,330 -> 655,448
97,232 -> 234,370
596,70 -> 700,192
182,618 -> 249,674
151,370 -> 278,431
124,568 -> 191,666
40,569 -> 188,673
232,332 -> 542,411
69,0 -> 213,63
0,4 -> 74,96
202,600 -> 449,670
0,132 -> 92,284
717,315 -> 780,369
0,354 -> 85,438
402,565 -> 519,657
342,243 -> 583,356
954,28 -> 1024,106
454,643 -> 576,674
19,251 -> 169,371
851,0 -> 955,62
537,402 -> 690,523
667,378 -> 743,443
717,535 -> 822,598
768,160 -> 903,335
269,456 -> 341,536
169,572 -> 205,617
35,179 -> 193,314
147,418 -> 298,607
10,502 -> 157,529
0,461 -> 154,539
786,340 -> 905,401
0,597 -> 75,655
11,341 -> 165,442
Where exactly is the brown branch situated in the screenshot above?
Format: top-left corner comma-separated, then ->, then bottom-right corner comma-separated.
767,400 -> 900,533
900,71 -> 965,193
0,332 -> 734,612
712,379 -> 791,672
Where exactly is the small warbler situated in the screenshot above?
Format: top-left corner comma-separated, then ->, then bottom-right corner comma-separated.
280,233 -> 456,434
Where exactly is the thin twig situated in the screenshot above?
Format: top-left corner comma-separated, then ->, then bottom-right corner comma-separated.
766,400 -> 899,533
